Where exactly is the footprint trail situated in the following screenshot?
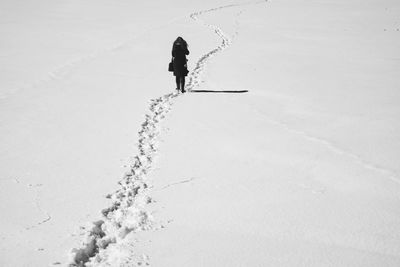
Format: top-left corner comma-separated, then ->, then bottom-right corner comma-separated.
69,2 -> 266,266
69,93 -> 178,266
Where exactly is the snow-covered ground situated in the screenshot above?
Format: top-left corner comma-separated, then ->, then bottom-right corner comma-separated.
1,0 -> 400,266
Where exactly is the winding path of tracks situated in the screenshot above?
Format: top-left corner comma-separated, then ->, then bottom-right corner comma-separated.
69,2 -> 263,266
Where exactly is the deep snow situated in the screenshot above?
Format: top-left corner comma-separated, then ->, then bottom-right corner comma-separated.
1,0 -> 400,266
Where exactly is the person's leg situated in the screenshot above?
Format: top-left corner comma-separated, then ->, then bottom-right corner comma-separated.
175,76 -> 180,90
181,77 -> 185,92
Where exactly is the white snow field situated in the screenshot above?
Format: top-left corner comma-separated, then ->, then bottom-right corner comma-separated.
1,0 -> 400,266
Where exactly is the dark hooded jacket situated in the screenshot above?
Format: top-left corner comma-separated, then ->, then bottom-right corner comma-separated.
172,43 -> 189,76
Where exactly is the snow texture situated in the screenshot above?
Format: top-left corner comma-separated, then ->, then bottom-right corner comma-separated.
1,0 -> 399,266
68,3 -> 246,265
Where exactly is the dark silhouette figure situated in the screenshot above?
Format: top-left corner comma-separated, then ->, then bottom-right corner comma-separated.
172,37 -> 189,93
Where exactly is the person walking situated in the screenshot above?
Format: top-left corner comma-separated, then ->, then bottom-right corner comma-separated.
172,37 -> 189,93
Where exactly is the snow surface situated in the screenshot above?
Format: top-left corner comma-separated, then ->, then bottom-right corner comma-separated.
1,0 -> 400,266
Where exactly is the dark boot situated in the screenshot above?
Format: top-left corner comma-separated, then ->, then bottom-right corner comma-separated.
176,76 -> 180,91
181,77 -> 185,93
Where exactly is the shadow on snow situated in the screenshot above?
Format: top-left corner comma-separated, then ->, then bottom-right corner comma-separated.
189,90 -> 249,93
